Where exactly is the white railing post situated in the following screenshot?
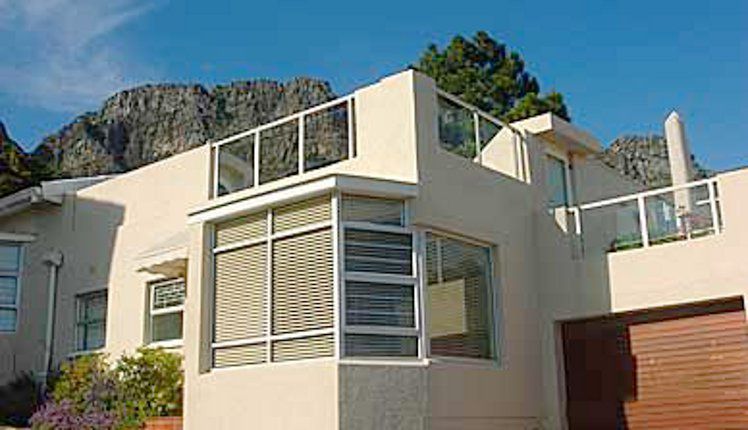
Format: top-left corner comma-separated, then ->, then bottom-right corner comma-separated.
637,195 -> 650,247
473,111 -> 482,164
347,98 -> 355,158
212,143 -> 220,198
708,180 -> 721,234
298,116 -> 305,174
253,132 -> 260,187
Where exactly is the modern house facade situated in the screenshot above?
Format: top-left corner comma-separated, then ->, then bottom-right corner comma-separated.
1,70 -> 747,429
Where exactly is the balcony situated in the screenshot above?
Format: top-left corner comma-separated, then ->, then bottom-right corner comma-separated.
570,178 -> 723,254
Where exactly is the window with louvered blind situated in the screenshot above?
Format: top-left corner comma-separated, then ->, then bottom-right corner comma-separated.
211,195 -> 335,369
341,195 -> 418,358
425,233 -> 496,360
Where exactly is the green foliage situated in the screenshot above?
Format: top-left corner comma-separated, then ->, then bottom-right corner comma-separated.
34,348 -> 183,429
0,372 -> 42,426
415,31 -> 570,122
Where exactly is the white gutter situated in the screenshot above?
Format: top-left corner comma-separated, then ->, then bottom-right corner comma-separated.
0,175 -> 116,219
41,250 -> 63,382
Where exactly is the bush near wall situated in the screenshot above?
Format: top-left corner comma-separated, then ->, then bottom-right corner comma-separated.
0,372 -> 42,427
29,348 -> 183,430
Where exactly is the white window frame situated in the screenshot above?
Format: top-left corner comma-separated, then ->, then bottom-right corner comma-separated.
339,197 -> 422,360
419,229 -> 501,367
148,278 -> 186,348
75,289 -> 108,353
0,242 -> 23,334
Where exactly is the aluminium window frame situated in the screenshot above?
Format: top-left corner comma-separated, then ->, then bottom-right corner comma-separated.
74,288 -> 108,353
0,242 -> 23,334
148,278 -> 186,348
339,196 -> 423,360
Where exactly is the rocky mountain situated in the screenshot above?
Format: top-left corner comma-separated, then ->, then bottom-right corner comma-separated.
0,77 -> 335,197
600,134 -> 710,189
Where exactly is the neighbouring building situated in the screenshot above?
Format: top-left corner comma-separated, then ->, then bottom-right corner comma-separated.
1,70 -> 747,429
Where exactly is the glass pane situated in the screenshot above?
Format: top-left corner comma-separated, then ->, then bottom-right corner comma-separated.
341,196 -> 404,226
217,135 -> 254,196
0,245 -> 19,272
437,96 -> 476,159
344,229 -> 412,275
153,281 -> 186,310
0,277 -> 17,305
152,312 -> 183,342
84,292 -> 107,321
344,334 -> 417,357
84,322 -> 106,350
546,156 -> 568,207
346,282 -> 414,327
259,119 -> 299,184
479,117 -> 501,148
304,102 -> 350,171
0,309 -> 16,332
581,200 -> 642,253
426,234 -> 494,360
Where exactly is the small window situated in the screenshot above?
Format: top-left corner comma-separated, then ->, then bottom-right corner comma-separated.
0,244 -> 21,333
546,155 -> 569,208
426,233 -> 496,360
76,290 -> 107,351
149,279 -> 186,344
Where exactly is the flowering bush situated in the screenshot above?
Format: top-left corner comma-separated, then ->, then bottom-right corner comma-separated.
30,348 -> 182,430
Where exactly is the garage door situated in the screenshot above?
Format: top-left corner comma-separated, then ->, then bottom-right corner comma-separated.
562,297 -> 748,429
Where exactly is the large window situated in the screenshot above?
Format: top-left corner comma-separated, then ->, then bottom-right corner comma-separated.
0,244 -> 21,333
426,233 -> 495,360
76,290 -> 107,352
149,279 -> 186,344
546,155 -> 569,208
341,196 -> 418,358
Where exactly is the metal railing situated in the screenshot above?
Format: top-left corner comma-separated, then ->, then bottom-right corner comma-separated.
436,90 -> 528,181
570,177 -> 722,253
212,95 -> 356,198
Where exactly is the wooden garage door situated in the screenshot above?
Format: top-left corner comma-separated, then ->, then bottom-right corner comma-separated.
562,297 -> 748,429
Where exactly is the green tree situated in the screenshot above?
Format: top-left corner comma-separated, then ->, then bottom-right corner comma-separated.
415,31 -> 570,122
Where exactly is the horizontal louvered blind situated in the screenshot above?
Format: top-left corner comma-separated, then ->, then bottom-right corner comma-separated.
214,243 -> 267,342
272,334 -> 334,362
346,281 -> 414,327
344,229 -> 412,275
215,212 -> 266,247
213,343 -> 267,368
273,195 -> 330,232
342,196 -> 404,226
426,234 -> 494,359
345,334 -> 418,357
273,229 -> 333,335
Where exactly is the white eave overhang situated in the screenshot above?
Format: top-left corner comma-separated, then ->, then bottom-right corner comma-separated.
510,113 -> 603,155
136,230 -> 189,278
0,175 -> 115,219
188,174 -> 419,225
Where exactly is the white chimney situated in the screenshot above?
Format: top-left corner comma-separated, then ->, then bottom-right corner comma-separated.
664,111 -> 694,219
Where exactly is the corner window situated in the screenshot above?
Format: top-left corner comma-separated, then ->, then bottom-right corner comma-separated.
546,155 -> 569,208
0,244 -> 21,333
149,279 -> 186,344
425,233 -> 496,360
76,290 -> 107,351
341,196 -> 418,358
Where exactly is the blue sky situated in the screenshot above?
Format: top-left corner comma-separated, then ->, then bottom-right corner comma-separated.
1,0 -> 746,170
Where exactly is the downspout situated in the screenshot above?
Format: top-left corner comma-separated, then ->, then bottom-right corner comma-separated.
42,250 -> 63,383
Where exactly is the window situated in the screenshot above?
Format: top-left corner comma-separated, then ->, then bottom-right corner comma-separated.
211,195 -> 335,368
149,279 -> 186,344
0,244 -> 21,333
76,290 -> 107,352
426,233 -> 495,360
341,196 -> 418,358
546,155 -> 569,208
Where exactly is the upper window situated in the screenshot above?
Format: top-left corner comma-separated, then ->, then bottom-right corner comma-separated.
546,155 -> 569,208
426,233 -> 496,360
149,279 -> 186,344
0,244 -> 21,333
76,290 -> 107,352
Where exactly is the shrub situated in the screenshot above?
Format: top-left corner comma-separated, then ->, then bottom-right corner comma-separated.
30,348 -> 182,430
0,372 -> 42,427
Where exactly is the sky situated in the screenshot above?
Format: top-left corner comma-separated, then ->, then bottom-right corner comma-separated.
0,0 -> 746,170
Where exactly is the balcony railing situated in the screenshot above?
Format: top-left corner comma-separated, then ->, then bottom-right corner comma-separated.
212,96 -> 355,197
570,178 -> 722,253
436,90 -> 527,180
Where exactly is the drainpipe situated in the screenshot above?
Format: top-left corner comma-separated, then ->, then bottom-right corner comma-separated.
41,250 -> 63,384
664,111 -> 694,231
